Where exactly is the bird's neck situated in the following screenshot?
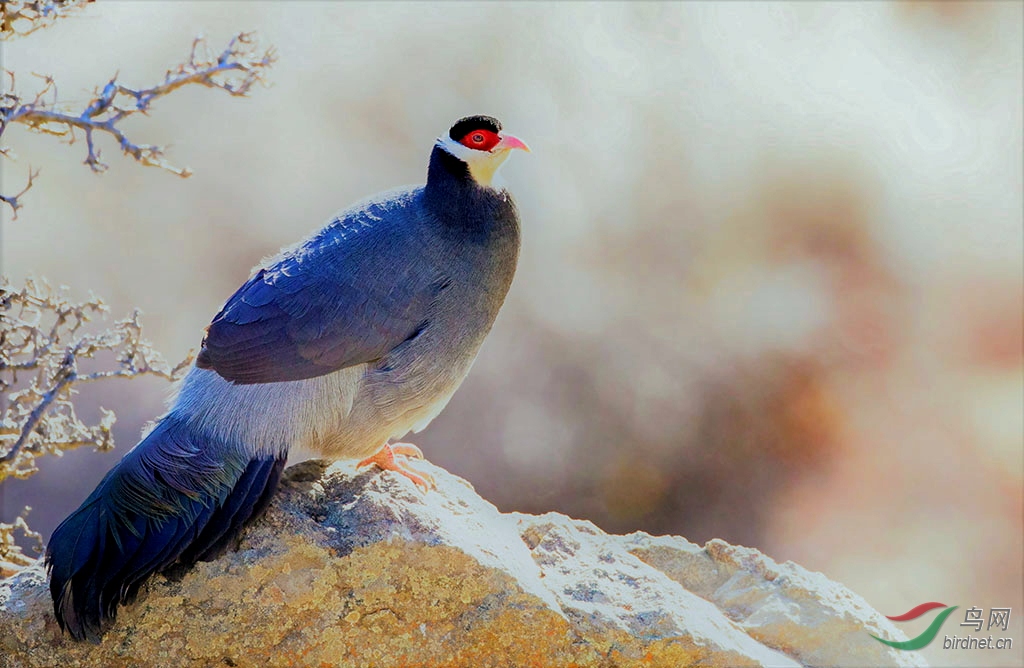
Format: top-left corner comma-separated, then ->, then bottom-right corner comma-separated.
424,146 -> 519,242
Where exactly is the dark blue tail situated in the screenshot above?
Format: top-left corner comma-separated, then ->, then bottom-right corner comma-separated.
45,416 -> 285,642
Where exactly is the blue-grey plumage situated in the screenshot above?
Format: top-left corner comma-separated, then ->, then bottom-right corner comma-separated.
46,115 -> 529,641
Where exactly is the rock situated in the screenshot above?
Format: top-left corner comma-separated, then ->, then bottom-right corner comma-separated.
621,535 -> 928,667
0,461 -> 924,667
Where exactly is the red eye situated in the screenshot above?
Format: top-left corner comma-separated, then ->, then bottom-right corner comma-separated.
459,129 -> 500,151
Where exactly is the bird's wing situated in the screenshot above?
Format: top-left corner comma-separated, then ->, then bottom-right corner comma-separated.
196,195 -> 442,384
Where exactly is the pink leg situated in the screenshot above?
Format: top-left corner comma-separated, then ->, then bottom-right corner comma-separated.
357,442 -> 434,491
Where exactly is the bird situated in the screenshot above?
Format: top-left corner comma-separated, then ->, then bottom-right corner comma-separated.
45,115 -> 530,642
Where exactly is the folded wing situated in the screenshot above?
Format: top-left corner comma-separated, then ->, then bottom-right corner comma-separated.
197,196 -> 442,384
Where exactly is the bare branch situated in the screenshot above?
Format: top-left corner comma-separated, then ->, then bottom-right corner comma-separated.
0,166 -> 37,218
0,32 -> 276,212
0,0 -> 93,40
0,507 -> 43,576
0,278 -> 194,482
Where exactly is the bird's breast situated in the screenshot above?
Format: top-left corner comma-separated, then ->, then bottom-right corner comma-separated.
356,212 -> 520,437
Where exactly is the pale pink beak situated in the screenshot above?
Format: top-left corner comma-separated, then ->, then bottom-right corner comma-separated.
494,133 -> 531,153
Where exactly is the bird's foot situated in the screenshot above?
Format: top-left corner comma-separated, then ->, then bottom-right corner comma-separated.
357,442 -> 434,492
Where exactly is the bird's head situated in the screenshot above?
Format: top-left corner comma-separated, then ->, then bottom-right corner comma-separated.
435,115 -> 530,188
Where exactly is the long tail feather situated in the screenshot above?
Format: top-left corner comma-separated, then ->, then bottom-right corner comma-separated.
45,416 -> 285,641
178,456 -> 286,568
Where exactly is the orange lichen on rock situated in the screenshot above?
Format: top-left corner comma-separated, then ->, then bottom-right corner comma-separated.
1,461 -> 922,667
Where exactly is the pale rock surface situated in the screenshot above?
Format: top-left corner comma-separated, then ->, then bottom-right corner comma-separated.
0,460 -> 925,667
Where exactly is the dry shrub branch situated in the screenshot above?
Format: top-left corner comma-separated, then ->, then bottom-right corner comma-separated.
0,30 -> 276,215
0,0 -> 93,39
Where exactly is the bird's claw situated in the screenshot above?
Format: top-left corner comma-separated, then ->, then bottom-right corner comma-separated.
357,442 -> 434,492
388,442 -> 424,460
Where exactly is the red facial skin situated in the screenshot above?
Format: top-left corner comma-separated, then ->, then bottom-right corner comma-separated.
459,129 -> 502,152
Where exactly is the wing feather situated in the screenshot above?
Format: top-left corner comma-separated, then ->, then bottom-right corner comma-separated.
197,189 -> 441,384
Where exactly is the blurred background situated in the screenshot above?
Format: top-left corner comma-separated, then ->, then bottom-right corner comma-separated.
1,2 -> 1021,665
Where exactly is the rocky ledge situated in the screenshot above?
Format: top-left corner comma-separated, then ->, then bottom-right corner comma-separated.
1,460 -> 925,667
